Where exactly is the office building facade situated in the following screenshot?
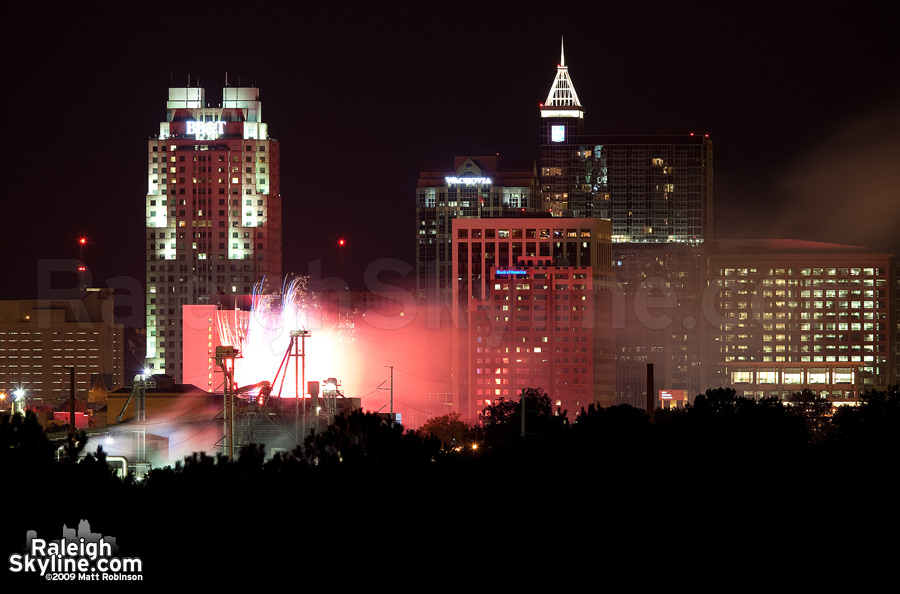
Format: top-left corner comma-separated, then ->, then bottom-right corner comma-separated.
145,86 -> 281,379
538,41 -> 714,407
416,156 -> 540,306
706,239 -> 896,401
452,217 -> 614,419
612,243 -> 708,406
468,257 -> 614,415
0,289 -> 124,402
539,43 -> 713,243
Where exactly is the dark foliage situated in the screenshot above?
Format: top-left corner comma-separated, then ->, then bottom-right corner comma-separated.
477,387 -> 568,452
4,386 -> 899,582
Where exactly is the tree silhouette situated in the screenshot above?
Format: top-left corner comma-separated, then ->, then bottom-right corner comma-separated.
785,388 -> 835,443
0,411 -> 56,469
477,388 -> 567,451
301,410 -> 437,468
418,411 -> 473,451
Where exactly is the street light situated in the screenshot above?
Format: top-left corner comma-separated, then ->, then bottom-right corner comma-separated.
11,389 -> 26,416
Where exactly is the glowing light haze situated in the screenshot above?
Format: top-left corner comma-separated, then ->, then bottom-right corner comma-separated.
218,276 -> 358,399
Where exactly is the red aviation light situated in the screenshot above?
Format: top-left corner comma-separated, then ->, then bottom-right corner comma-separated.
79,237 -> 86,245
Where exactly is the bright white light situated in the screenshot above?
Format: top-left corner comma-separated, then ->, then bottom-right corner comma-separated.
551,125 -> 565,142
224,276 -> 349,399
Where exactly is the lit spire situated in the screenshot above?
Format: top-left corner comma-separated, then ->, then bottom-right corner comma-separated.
543,37 -> 582,111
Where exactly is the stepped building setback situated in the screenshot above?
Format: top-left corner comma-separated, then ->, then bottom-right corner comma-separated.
145,86 -> 282,379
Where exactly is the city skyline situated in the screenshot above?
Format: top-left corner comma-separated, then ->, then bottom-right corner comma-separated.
6,2 -> 899,303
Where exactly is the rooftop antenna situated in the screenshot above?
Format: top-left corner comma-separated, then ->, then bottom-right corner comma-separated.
561,36 -> 565,67
225,71 -> 229,87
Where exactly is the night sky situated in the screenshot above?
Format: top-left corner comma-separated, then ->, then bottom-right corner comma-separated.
5,1 -> 899,307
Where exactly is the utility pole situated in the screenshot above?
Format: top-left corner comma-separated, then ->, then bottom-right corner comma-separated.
215,346 -> 239,460
66,367 -> 76,440
521,389 -> 526,439
377,366 -> 395,424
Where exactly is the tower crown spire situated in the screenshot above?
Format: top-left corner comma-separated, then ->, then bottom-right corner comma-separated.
541,37 -> 583,118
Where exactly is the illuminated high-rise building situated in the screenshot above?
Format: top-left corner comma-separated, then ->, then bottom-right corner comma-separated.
707,239 -> 897,400
451,217 -> 615,420
416,156 -> 540,306
539,40 -> 713,243
145,86 -> 281,379
538,41 -> 713,407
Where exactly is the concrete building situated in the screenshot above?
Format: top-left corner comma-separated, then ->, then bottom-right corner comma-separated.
468,256 -> 614,415
145,85 -> 282,380
452,217 -> 614,419
706,239 -> 896,401
0,289 -> 124,403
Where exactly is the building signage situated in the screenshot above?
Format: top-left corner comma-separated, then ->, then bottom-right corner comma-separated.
659,389 -> 687,401
496,270 -> 527,276
186,120 -> 226,139
445,177 -> 492,185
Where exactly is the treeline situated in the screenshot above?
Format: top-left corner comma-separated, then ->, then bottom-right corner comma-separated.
4,386 -> 898,493
3,386 -> 897,577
